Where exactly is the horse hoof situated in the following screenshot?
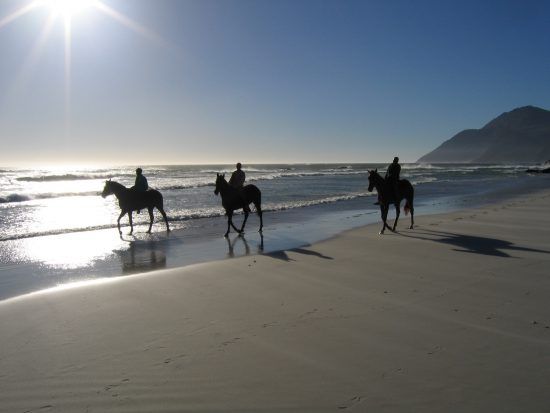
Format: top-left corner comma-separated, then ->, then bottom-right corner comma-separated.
224,233 -> 229,238
379,231 -> 384,235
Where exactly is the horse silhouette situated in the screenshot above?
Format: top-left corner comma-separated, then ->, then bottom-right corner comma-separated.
101,180 -> 170,235
214,173 -> 263,237
367,169 -> 414,234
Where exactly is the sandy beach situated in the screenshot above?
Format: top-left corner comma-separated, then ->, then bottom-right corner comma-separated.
1,190 -> 549,412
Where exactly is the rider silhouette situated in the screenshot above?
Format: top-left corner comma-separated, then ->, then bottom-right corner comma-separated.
385,157 -> 401,202
229,162 -> 250,213
132,168 -> 148,214
133,168 -> 148,192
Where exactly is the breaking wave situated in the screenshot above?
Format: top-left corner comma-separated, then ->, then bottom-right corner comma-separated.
16,173 -> 131,182
0,191 -> 100,204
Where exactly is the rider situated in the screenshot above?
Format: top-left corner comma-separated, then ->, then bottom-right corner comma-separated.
132,167 -> 148,213
229,162 -> 250,213
385,156 -> 401,202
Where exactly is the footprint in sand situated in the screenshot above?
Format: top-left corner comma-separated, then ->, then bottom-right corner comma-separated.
338,396 -> 364,409
298,308 -> 318,318
103,378 -> 130,393
427,345 -> 442,355
220,337 -> 242,349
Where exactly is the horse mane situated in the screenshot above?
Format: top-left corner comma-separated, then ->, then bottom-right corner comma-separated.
108,180 -> 127,191
217,174 -> 231,190
370,170 -> 385,184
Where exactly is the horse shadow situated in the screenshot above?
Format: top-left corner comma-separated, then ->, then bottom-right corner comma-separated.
226,233 -> 334,262
266,246 -> 334,262
399,228 -> 550,258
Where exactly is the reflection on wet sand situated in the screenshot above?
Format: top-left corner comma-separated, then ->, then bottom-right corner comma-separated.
118,240 -> 167,274
226,233 -> 264,258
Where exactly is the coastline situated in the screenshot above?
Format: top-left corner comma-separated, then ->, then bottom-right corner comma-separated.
1,189 -> 549,412
1,173 -> 548,301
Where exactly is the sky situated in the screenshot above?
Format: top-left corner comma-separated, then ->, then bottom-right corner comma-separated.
0,0 -> 549,166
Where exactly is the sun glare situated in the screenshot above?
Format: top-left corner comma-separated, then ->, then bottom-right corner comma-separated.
39,0 -> 97,18
0,0 -> 166,138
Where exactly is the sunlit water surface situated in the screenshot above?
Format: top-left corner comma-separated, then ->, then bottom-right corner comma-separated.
0,163 -> 548,300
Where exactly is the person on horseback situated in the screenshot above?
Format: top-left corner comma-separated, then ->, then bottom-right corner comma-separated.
133,168 -> 149,192
132,167 -> 148,214
229,162 -> 250,213
385,156 -> 401,202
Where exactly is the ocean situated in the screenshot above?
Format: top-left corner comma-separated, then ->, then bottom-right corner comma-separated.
0,163 -> 548,300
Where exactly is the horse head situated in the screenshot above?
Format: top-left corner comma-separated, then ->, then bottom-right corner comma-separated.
214,173 -> 226,195
367,169 -> 379,192
101,179 -> 114,198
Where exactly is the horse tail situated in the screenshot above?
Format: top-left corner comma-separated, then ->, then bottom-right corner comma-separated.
404,200 -> 411,216
252,187 -> 262,213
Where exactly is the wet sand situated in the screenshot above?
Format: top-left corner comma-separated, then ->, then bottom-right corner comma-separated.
1,190 -> 549,412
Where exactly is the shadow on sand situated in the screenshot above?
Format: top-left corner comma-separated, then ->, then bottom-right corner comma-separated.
267,247 -> 334,262
399,228 -> 550,258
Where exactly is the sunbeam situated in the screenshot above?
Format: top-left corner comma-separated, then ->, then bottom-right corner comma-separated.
0,0 -> 167,136
5,13 -> 56,100
0,1 -> 39,30
64,15 -> 71,137
93,1 -> 168,48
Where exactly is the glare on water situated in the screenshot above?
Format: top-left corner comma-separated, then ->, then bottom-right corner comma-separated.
19,228 -> 125,269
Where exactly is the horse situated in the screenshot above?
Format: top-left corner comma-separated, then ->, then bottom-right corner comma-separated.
367,169 -> 414,234
214,173 -> 263,237
101,180 -> 170,235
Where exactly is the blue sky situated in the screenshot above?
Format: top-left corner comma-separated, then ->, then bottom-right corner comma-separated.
0,0 -> 549,166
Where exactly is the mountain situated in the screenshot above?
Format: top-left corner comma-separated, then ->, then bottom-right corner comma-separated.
417,106 -> 550,163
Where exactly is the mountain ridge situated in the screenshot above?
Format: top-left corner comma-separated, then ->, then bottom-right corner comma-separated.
418,106 -> 550,163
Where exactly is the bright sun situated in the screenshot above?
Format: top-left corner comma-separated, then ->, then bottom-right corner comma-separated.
0,0 -> 163,135
39,0 -> 97,18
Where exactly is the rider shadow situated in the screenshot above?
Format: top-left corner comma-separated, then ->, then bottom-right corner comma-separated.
117,239 -> 167,274
399,228 -> 550,258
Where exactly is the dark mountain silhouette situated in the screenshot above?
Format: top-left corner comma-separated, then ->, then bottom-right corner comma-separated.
418,106 -> 550,163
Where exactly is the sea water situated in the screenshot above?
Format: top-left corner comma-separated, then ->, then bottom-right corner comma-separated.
0,163 -> 547,300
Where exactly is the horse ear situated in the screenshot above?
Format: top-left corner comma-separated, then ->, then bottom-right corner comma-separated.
374,168 -> 377,173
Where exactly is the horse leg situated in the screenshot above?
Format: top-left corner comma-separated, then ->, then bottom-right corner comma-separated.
239,209 -> 249,234
392,202 -> 401,231
379,204 -> 387,234
225,212 -> 232,237
229,211 -> 241,233
128,211 -> 134,235
409,200 -> 415,229
258,209 -> 263,232
117,210 -> 125,234
147,207 -> 154,233
254,202 -> 263,232
158,206 -> 170,232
